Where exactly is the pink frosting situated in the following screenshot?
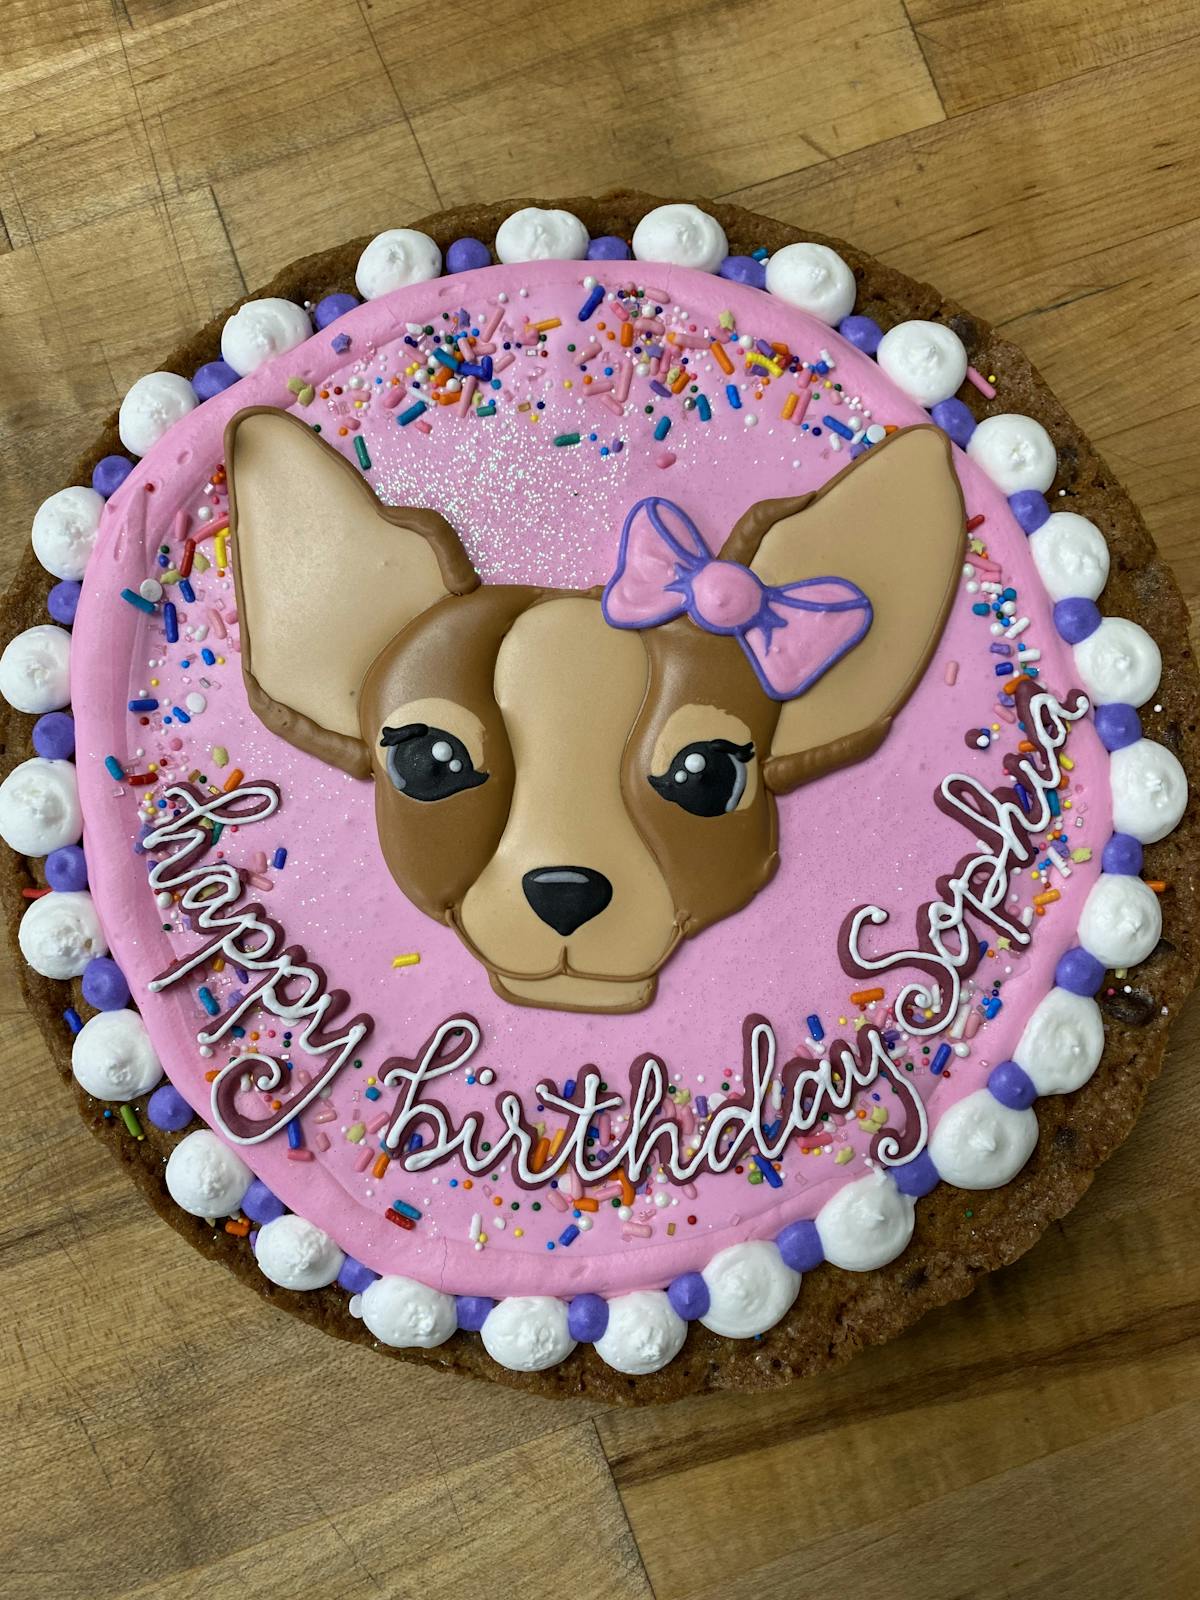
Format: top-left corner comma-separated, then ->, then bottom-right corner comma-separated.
71,261 -> 1110,1298
689,562 -> 761,628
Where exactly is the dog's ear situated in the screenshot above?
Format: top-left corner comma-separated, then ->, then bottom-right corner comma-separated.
226,408 -> 479,778
720,426 -> 965,794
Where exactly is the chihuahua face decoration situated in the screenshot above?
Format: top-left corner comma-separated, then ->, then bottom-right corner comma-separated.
226,409 -> 965,1013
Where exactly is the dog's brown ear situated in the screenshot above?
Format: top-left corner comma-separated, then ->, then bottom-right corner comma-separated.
226,408 -> 479,778
721,426 -> 965,794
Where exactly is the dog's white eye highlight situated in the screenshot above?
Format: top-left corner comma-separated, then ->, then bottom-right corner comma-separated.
380,723 -> 488,802
650,739 -> 754,818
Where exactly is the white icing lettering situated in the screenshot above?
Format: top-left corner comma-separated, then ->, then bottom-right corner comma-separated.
378,1014 -> 927,1185
142,783 -> 371,1145
842,689 -> 1087,1034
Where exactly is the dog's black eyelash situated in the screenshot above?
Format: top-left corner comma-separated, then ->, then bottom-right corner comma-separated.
380,723 -> 428,747
673,739 -> 754,763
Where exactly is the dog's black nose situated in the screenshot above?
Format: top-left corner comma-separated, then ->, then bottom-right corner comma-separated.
522,867 -> 613,937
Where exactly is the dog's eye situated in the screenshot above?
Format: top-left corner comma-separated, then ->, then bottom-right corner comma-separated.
379,723 -> 488,802
649,739 -> 754,818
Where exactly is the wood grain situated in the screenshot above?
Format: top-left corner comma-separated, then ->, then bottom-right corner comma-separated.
1,3 -> 1198,1597
907,0 -> 1200,115
364,0 -> 944,203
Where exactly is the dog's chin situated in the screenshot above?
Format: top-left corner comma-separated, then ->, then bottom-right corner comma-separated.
489,970 -> 658,1014
447,906 -> 678,1014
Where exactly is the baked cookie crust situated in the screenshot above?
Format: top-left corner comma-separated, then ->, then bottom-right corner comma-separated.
2,190 -> 1196,1404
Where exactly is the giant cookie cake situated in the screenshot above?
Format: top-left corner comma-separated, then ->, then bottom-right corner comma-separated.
1,192 -> 1196,1403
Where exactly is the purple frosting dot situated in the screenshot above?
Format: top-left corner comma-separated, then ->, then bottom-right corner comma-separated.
586,235 -> 630,261
455,1293 -> 495,1331
1102,832 -> 1144,875
775,1218 -> 824,1272
567,1292 -> 609,1342
1056,946 -> 1105,995
314,292 -> 360,328
1053,596 -> 1101,643
666,1271 -> 709,1321
47,581 -> 82,626
890,1149 -> 941,1198
339,1256 -> 379,1295
32,711 -> 75,760
91,455 -> 134,498
241,1179 -> 287,1225
45,844 -> 87,891
81,956 -> 130,1010
192,360 -> 240,401
988,1059 -> 1037,1110
1094,702 -> 1141,751
718,254 -> 766,289
446,238 -> 491,274
838,314 -> 883,355
1008,490 -> 1050,533
930,397 -> 976,447
147,1083 -> 193,1132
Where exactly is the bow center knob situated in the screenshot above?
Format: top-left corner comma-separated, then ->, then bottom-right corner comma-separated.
689,561 -> 762,630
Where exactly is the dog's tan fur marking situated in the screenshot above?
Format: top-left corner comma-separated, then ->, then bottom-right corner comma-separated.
720,426 -> 966,794
458,598 -> 678,996
226,407 -> 477,778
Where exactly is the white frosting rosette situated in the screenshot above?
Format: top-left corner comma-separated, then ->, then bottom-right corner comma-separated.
1073,617 -> 1162,707
494,208 -> 588,264
1013,988 -> 1104,1096
118,372 -> 198,456
631,204 -> 728,273
165,1129 -> 253,1218
816,1172 -> 915,1270
0,758 -> 81,855
18,890 -> 106,978
357,1274 -> 458,1348
71,1010 -> 162,1102
929,1091 -> 1038,1189
32,486 -> 104,581
1109,740 -> 1188,843
594,1290 -> 687,1373
481,1295 -> 575,1370
700,1240 -> 800,1337
221,298 -> 312,376
764,242 -> 856,323
876,320 -> 967,407
1077,875 -> 1162,968
255,1214 -> 344,1290
0,626 -> 71,714
966,413 -> 1056,493
354,231 -> 442,300
1029,512 -> 1110,601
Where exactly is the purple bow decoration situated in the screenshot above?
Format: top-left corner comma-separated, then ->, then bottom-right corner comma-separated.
601,497 -> 872,701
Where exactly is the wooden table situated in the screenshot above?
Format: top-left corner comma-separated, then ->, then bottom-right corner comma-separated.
2,4 -> 1199,1596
